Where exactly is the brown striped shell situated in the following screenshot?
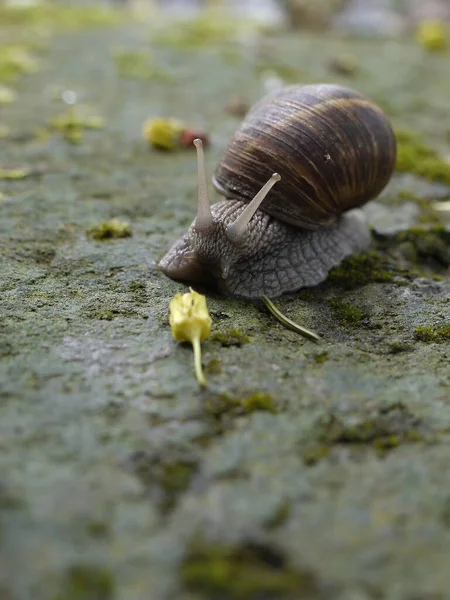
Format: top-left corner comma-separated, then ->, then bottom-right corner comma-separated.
213,84 -> 396,230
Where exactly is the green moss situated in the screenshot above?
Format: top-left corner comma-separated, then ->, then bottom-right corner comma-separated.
264,502 -> 290,530
203,391 -> 276,420
85,519 -> 110,539
128,451 -> 197,514
113,49 -> 173,82
327,251 -> 394,288
416,205 -> 444,227
240,392 -> 276,414
221,47 -> 244,65
49,106 -> 104,144
160,463 -> 196,499
302,445 -> 331,466
388,340 -> 411,354
396,189 -> 421,203
180,542 -> 321,599
203,393 -> 240,419
256,59 -> 305,83
327,299 -> 364,325
0,44 -> 38,83
414,324 -> 450,343
0,2 -> 122,91
310,404 -> 426,458
311,350 -> 329,364
55,565 -> 114,600
397,227 -> 450,267
327,53 -> 358,76
395,129 -> 450,185
87,219 -> 132,240
401,224 -> 445,236
295,289 -> 318,301
0,3 -> 122,30
0,341 -> 14,359
0,166 -> 31,180
204,357 -> 222,375
153,15 -> 239,49
97,311 -> 114,321
210,328 -> 250,347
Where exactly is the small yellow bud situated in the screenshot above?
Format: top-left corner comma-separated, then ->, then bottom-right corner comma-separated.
169,288 -> 212,343
416,19 -> 447,52
169,288 -> 212,387
142,117 -> 184,150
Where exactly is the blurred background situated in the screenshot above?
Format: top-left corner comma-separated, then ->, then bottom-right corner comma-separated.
2,0 -> 450,32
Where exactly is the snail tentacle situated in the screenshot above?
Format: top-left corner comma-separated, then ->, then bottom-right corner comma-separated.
226,173 -> 281,243
193,139 -> 213,230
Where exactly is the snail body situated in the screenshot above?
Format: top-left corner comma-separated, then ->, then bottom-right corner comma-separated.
159,84 -> 396,299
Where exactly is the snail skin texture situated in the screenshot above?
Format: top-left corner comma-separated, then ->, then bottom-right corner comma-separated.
159,84 -> 397,299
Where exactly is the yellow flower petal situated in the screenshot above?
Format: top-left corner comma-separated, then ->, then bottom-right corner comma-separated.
169,288 -> 212,387
169,288 -> 211,343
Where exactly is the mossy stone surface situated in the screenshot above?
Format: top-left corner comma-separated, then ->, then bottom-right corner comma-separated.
1,9 -> 450,600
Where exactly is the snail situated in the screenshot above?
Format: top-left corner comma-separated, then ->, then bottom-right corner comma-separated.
159,84 -> 396,301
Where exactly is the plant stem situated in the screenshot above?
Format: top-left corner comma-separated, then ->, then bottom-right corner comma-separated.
192,336 -> 207,387
261,295 -> 320,343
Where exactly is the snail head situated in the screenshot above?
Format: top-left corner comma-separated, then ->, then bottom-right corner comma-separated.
187,139 -> 280,280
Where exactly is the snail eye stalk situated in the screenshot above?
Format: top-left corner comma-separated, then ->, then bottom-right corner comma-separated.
193,139 -> 213,231
226,173 -> 281,243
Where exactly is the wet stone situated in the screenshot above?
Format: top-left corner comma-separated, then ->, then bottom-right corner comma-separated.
1,5 -> 450,600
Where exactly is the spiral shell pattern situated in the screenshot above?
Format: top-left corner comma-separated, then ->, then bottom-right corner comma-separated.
213,84 -> 396,230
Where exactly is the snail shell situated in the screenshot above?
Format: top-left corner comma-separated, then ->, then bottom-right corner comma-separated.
213,83 -> 396,229
159,84 -> 396,299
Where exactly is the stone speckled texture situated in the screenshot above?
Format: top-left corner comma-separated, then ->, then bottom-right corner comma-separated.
1,12 -> 450,600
